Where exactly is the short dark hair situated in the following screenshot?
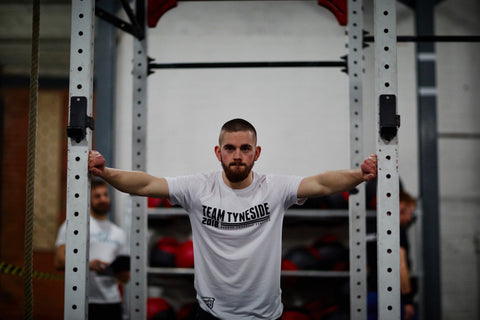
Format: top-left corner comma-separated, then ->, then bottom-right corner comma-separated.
399,190 -> 416,205
219,118 -> 257,145
91,178 -> 108,190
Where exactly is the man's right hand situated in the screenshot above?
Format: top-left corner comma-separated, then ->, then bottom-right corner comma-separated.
89,259 -> 108,273
89,150 -> 106,177
87,150 -> 170,198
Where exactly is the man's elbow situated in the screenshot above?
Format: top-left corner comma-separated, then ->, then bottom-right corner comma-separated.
54,259 -> 65,271
54,246 -> 66,271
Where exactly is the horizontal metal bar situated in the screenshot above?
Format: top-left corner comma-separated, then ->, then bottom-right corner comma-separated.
149,61 -> 347,69
364,35 -> 480,43
438,132 -> 480,139
148,267 -> 349,278
149,207 -> 187,216
281,270 -> 349,278
148,267 -> 194,276
284,209 -> 376,218
0,37 -> 71,42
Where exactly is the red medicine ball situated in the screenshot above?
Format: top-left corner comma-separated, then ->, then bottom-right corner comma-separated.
150,237 -> 180,268
147,297 -> 175,320
282,310 -> 311,320
282,245 -> 321,271
175,239 -> 194,268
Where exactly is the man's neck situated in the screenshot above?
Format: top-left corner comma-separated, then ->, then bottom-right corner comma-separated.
222,171 -> 254,190
91,211 -> 108,220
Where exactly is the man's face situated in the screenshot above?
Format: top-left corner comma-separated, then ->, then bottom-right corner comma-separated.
400,201 -> 415,227
215,130 -> 261,183
91,185 -> 111,215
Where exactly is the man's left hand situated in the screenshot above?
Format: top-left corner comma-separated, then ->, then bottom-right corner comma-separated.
361,154 -> 377,182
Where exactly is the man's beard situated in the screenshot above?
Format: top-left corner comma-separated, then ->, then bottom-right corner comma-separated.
91,202 -> 110,216
221,160 -> 254,183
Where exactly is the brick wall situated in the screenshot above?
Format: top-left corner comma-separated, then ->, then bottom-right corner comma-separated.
0,87 -> 68,320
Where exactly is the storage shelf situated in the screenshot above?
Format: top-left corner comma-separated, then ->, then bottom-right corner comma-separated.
148,207 -> 367,290
148,267 -> 194,276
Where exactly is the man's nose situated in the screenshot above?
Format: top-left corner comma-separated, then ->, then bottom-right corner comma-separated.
233,149 -> 242,159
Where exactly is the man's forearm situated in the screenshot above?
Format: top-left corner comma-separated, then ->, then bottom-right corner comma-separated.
101,167 -> 159,197
320,168 -> 365,195
400,247 -> 412,294
298,168 -> 365,198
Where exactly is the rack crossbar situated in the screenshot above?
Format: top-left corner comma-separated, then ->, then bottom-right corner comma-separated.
364,35 -> 480,43
149,61 -> 347,69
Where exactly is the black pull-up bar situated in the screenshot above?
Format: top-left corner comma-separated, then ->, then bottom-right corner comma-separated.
148,60 -> 347,70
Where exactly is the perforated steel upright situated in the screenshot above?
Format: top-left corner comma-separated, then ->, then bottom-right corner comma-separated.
374,0 -> 401,319
64,0 -> 95,319
347,0 -> 367,319
130,1 -> 148,319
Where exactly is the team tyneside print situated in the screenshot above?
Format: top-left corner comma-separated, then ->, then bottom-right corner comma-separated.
201,202 -> 271,229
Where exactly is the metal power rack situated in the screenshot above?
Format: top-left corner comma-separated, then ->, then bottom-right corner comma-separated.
64,1 -> 401,319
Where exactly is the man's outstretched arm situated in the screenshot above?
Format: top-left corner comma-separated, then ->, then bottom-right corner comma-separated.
297,154 -> 377,199
89,150 -> 169,199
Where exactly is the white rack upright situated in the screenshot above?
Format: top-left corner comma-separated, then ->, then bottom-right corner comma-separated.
374,0 -> 401,319
64,0 -> 96,319
130,0 -> 149,318
347,0 -> 367,318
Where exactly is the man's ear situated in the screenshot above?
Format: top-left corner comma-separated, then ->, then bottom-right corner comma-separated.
254,146 -> 261,161
214,145 -> 221,161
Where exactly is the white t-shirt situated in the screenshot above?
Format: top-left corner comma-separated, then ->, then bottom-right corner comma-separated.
167,171 -> 304,320
56,216 -> 129,304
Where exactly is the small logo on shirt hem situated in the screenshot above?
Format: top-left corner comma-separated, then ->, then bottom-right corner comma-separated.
202,297 -> 215,309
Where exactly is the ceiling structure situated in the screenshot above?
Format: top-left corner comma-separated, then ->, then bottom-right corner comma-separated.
0,0 -> 454,80
0,1 -> 72,78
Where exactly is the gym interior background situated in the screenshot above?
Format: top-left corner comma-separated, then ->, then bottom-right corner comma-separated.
0,0 -> 478,319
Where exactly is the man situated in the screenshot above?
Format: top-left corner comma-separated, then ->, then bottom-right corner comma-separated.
55,179 -> 130,320
89,118 -> 377,320
399,191 -> 417,320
